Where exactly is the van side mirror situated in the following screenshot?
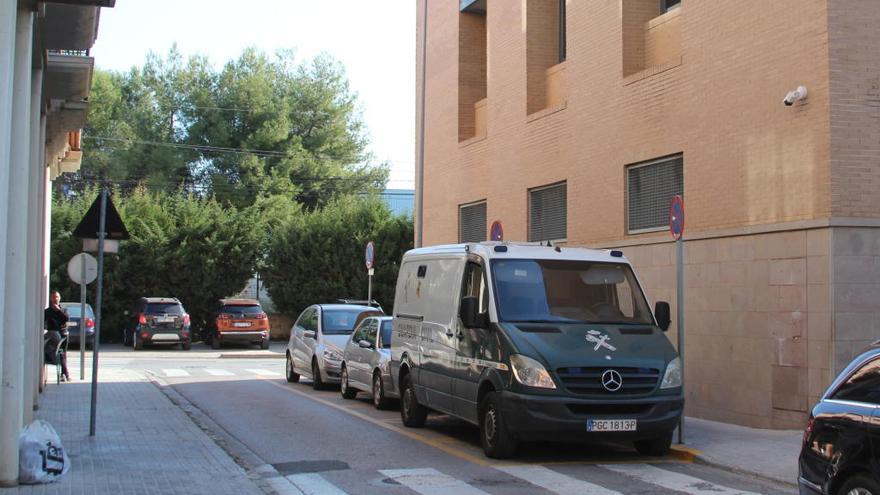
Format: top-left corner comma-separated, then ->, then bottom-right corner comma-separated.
358,340 -> 373,349
655,301 -> 671,331
460,296 -> 488,329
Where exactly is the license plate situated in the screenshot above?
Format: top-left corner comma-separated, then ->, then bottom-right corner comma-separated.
156,316 -> 174,323
233,322 -> 252,328
65,322 -> 77,327
586,419 -> 637,432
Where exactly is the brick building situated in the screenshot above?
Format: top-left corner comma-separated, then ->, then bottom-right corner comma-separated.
415,0 -> 880,428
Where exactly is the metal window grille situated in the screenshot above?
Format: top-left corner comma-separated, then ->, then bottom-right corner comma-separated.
627,155 -> 683,233
529,182 -> 567,242
459,202 -> 487,243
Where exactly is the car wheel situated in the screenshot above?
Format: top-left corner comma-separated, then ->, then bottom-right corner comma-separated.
312,359 -> 325,390
839,474 -> 880,495
634,431 -> 673,457
340,366 -> 357,399
182,340 -> 191,351
211,336 -> 220,350
373,371 -> 391,410
480,391 -> 517,459
285,353 -> 300,383
260,339 -> 269,350
400,373 -> 427,428
133,334 -> 142,351
123,330 -> 132,347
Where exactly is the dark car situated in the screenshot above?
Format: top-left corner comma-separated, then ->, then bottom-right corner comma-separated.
60,302 -> 95,348
207,298 -> 270,350
799,344 -> 880,494
123,297 -> 191,351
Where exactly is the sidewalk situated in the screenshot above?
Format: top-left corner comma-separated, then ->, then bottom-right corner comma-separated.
679,416 -> 802,486
0,368 -> 265,495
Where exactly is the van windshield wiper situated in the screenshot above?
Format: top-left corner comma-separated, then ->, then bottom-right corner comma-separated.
506,319 -> 585,324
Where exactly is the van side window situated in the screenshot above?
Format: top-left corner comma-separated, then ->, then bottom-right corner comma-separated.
462,262 -> 489,313
417,265 -> 428,278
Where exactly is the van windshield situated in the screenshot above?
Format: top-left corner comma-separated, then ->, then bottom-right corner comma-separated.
491,260 -> 654,325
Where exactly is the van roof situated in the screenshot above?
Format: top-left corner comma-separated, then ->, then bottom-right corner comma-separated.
404,242 -> 630,263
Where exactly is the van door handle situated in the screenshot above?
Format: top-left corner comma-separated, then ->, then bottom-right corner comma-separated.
446,329 -> 454,338
456,331 -> 464,340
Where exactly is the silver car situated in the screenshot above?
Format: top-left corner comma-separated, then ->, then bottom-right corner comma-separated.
286,304 -> 383,390
340,316 -> 398,409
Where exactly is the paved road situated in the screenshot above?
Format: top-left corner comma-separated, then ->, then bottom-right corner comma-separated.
90,344 -> 797,495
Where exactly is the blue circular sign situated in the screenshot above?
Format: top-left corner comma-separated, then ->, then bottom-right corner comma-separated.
669,196 -> 685,240
365,241 -> 375,269
490,221 -> 504,241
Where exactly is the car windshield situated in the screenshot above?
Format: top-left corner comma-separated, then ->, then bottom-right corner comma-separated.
222,305 -> 262,316
146,303 -> 184,315
380,320 -> 392,348
491,259 -> 654,325
61,305 -> 93,318
322,309 -> 380,335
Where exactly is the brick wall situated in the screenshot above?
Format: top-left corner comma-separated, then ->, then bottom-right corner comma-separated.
526,0 -> 560,114
458,11 -> 487,141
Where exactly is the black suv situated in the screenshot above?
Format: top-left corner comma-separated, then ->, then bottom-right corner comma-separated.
799,344 -> 880,494
123,297 -> 192,351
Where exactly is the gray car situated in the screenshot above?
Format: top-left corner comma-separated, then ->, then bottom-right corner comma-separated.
286,304 -> 383,390
340,316 -> 398,409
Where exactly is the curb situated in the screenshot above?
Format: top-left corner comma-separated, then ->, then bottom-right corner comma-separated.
689,453 -> 798,489
220,353 -> 284,359
668,444 -> 699,462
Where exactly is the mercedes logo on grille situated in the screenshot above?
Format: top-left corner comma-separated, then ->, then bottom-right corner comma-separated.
601,369 -> 623,392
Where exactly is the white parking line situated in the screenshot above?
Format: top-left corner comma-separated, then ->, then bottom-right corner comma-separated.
205,369 -> 234,376
379,468 -> 491,495
162,369 -> 189,377
247,368 -> 280,376
496,465 -> 622,495
285,473 -> 348,495
600,464 -> 762,495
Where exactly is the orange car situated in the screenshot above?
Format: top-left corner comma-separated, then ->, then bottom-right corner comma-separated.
209,299 -> 270,350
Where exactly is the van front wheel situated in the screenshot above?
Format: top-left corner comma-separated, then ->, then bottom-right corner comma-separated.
400,374 -> 427,427
480,392 -> 517,459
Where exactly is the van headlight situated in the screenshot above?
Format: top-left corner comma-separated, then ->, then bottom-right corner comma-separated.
510,354 -> 556,389
322,348 -> 342,363
660,357 -> 682,389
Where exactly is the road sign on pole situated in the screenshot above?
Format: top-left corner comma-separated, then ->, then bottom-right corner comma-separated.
670,195 -> 685,240
365,241 -> 375,304
669,195 -> 685,444
67,253 -> 97,285
490,221 -> 504,241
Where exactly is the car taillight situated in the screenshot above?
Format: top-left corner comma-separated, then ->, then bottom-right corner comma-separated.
85,318 -> 95,328
183,314 -> 191,326
138,313 -> 147,325
219,314 -> 231,320
803,417 -> 815,444
257,312 -> 267,319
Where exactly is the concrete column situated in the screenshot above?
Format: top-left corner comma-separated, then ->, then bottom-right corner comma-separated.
24,66 -> 43,422
0,7 -> 34,487
38,115 -> 48,396
0,0 -> 18,429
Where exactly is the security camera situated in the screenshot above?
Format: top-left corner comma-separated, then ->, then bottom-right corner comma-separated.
783,86 -> 808,106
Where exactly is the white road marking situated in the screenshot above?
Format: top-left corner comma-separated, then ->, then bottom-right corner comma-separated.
162,369 -> 189,377
379,468 -> 491,495
285,473 -> 348,495
205,369 -> 234,376
247,368 -> 280,376
600,464 -> 762,495
496,465 -> 622,495
265,476 -> 304,495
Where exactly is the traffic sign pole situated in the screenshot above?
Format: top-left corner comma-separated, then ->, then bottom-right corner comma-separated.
669,195 -> 685,444
80,261 -> 86,380
89,188 -> 107,437
365,241 -> 375,305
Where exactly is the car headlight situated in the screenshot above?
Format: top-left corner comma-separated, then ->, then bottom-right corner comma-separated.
509,354 -> 556,389
322,348 -> 342,362
660,357 -> 682,389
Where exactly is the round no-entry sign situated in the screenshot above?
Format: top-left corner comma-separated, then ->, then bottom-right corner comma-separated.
67,252 -> 98,285
490,221 -> 504,241
365,241 -> 375,269
669,195 -> 685,240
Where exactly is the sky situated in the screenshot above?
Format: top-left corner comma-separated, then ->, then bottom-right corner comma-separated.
90,0 -> 417,189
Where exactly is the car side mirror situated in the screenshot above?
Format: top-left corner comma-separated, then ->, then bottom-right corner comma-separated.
303,330 -> 316,339
460,296 -> 488,329
358,340 -> 373,349
655,301 -> 671,331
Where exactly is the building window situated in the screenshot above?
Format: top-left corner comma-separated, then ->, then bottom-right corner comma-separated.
527,0 -> 567,115
459,201 -> 487,243
661,0 -> 681,13
458,4 -> 487,141
627,154 -> 683,233
529,182 -> 567,242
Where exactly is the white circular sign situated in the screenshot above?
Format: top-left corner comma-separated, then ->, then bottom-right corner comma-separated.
67,253 -> 98,285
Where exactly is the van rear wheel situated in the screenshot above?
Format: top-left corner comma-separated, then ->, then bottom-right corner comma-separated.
400,374 -> 427,427
634,431 -> 673,456
480,392 -> 517,459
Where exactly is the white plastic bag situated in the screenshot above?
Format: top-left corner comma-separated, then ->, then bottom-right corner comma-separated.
18,419 -> 70,484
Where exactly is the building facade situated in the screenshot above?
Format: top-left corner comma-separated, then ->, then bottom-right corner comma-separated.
416,0 -> 880,428
0,0 -> 112,485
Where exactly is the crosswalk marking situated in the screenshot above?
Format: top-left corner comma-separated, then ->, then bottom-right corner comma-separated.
379,468 -> 491,495
496,465 -> 622,495
286,473 -> 348,495
600,464 -> 762,495
205,369 -> 234,376
162,369 -> 189,377
247,368 -> 280,376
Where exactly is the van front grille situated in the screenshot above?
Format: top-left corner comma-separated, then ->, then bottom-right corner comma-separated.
566,403 -> 654,416
556,367 -> 660,396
